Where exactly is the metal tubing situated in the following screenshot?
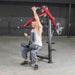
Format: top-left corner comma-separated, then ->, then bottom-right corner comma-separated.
48,19 -> 52,63
67,3 -> 71,37
37,55 -> 49,59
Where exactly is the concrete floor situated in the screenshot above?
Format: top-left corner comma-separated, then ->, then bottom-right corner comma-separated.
0,36 -> 75,75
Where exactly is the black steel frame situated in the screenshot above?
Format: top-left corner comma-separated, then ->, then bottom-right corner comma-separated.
37,17 -> 55,63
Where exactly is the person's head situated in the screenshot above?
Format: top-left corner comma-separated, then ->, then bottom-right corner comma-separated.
32,21 -> 37,28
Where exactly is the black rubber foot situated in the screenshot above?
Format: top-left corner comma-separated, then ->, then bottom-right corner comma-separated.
48,61 -> 53,63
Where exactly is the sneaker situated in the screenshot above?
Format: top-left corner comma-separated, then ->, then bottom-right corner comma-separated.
20,61 -> 28,65
34,65 -> 38,70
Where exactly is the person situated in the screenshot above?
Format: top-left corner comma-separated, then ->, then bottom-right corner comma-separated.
21,6 -> 43,70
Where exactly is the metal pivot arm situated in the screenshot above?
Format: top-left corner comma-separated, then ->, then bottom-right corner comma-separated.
42,6 -> 56,29
24,6 -> 55,29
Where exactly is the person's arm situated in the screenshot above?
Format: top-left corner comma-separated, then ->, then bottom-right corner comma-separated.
32,6 -> 43,28
24,33 -> 31,39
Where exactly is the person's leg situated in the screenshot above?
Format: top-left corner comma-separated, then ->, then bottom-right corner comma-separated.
31,46 -> 42,70
21,47 -> 30,65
